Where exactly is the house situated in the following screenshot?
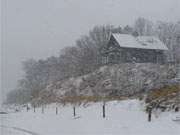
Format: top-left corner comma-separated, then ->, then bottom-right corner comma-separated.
101,33 -> 168,64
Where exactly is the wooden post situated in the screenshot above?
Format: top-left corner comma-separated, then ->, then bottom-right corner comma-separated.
175,107 -> 179,112
42,106 -> 44,114
34,105 -> 36,113
148,106 -> 152,122
103,104 -> 105,118
26,106 -> 29,112
56,107 -> 58,115
73,106 -> 76,117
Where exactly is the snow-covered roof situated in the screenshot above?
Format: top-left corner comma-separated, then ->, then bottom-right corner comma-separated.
112,33 -> 168,50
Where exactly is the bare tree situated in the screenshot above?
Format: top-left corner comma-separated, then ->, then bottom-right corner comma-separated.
134,17 -> 154,36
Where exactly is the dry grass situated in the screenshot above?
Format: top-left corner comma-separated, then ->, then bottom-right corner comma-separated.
60,95 -> 128,104
57,85 -> 180,105
147,85 -> 180,101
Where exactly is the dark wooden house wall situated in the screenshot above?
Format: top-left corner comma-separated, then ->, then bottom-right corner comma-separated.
101,36 -> 166,64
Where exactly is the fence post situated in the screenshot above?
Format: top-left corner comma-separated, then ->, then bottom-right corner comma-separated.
147,106 -> 152,122
56,107 -> 58,115
42,106 -> 44,114
26,106 -> 29,112
73,106 -> 76,117
34,105 -> 36,113
103,104 -> 105,118
175,107 -> 179,112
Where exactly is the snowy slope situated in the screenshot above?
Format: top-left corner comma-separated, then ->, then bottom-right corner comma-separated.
42,63 -> 175,103
1,99 -> 180,135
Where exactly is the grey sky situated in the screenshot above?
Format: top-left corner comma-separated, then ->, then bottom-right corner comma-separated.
1,0 -> 180,101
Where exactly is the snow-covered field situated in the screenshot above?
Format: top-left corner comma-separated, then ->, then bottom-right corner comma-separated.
1,99 -> 180,135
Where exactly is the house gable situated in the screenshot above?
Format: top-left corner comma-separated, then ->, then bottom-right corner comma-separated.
101,35 -> 121,56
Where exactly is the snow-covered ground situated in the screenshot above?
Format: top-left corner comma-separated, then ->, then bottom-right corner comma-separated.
1,99 -> 180,135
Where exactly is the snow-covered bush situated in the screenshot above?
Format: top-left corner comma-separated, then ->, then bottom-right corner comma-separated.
36,63 -> 177,104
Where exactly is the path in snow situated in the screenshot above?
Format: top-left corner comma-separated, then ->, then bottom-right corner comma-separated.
0,125 -> 40,135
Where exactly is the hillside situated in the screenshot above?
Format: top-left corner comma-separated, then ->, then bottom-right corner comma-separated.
35,63 -> 177,105
2,63 -> 179,134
